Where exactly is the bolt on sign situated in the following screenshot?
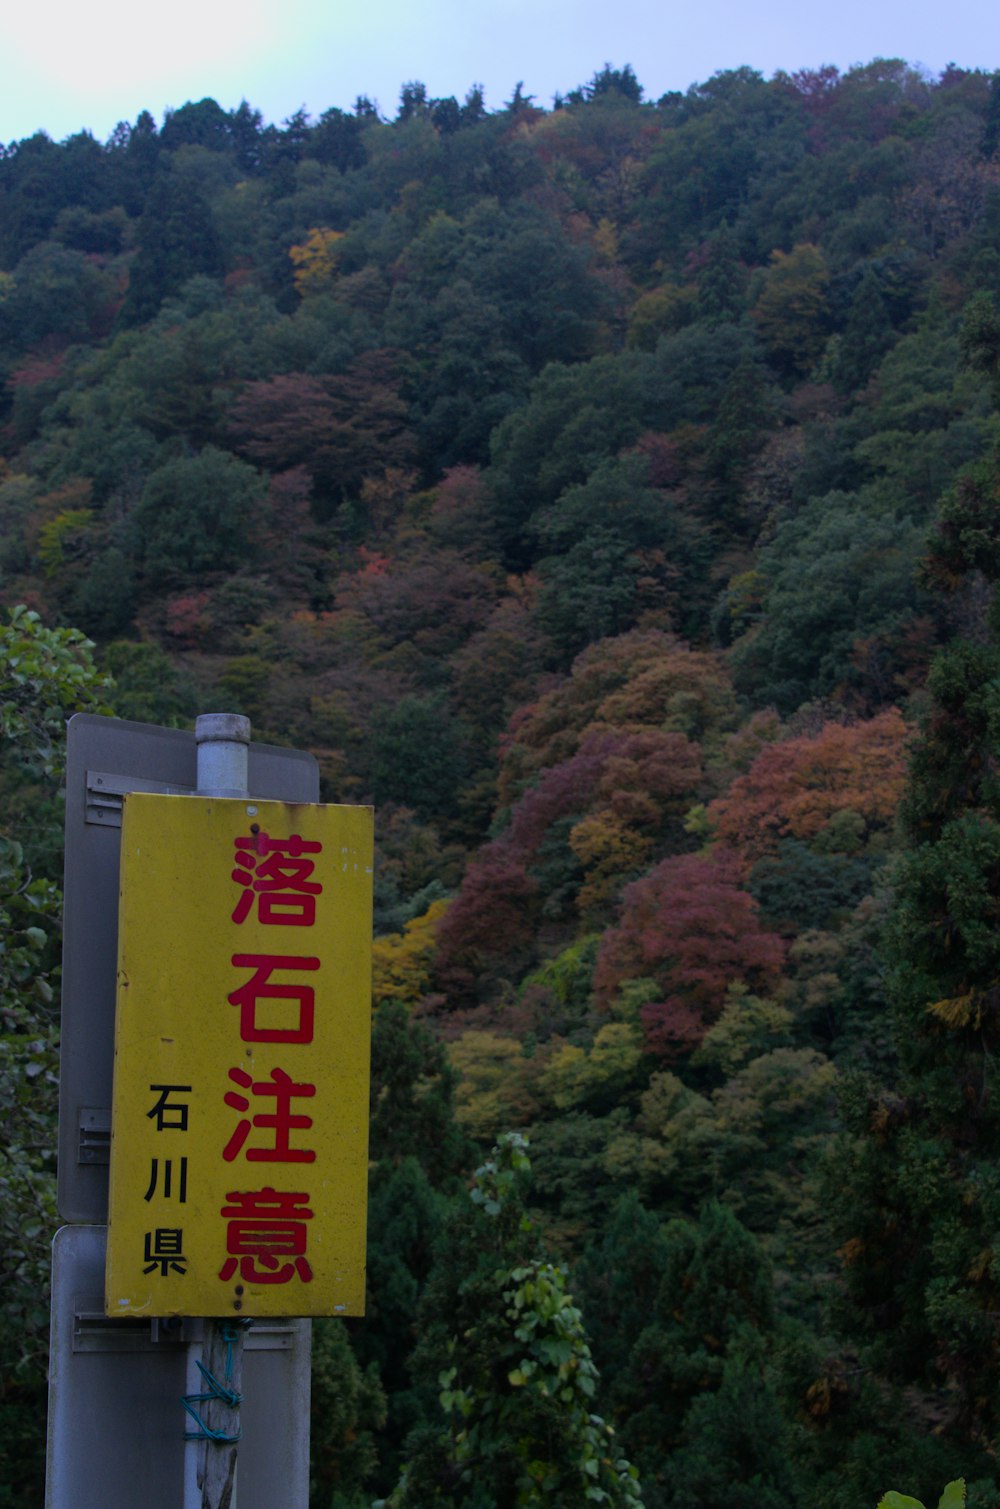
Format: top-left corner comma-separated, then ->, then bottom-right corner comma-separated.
105,793 -> 373,1320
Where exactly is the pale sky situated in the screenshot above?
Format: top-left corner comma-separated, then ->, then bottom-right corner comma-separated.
2,0 -> 997,147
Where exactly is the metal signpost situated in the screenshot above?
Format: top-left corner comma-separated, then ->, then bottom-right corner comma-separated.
46,712 -> 373,1509
57,713 -> 320,1225
47,1224 -> 309,1508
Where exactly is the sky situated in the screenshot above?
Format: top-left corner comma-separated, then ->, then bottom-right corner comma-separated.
1,0 -> 998,146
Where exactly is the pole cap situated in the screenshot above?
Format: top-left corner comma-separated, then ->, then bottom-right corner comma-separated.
195,713 -> 251,746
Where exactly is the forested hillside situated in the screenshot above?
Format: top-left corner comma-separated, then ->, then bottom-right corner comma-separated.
4,57 -> 1000,1507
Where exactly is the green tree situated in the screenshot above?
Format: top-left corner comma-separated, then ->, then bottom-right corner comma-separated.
97,641 -> 198,726
606,1201 -> 797,1509
310,1317 -> 387,1508
0,607 -> 112,1505
632,69 -> 793,262
120,167 -> 225,325
369,998 -> 472,1185
585,64 -> 644,105
379,1135 -> 642,1507
831,314 -> 1000,1454
359,1158 -> 449,1492
728,495 -> 929,713
531,450 -> 712,651
959,290 -> 1000,408
359,1000 -> 473,1490
574,1191 -> 671,1384
0,239 -> 115,351
696,222 -> 748,324
370,695 -> 470,824
129,446 -> 266,579
752,243 -> 831,377
831,266 -> 897,393
703,352 -> 775,528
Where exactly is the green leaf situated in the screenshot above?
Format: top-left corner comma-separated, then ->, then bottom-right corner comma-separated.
877,1495 -> 926,1509
938,1484 -> 966,1509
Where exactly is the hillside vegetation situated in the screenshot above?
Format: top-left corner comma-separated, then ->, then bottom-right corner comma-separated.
4,58 -> 1000,1506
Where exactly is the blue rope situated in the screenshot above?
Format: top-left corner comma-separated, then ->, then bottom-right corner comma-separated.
181,1323 -> 250,1443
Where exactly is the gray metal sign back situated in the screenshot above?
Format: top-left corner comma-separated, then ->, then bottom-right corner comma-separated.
59,714 -> 319,1224
46,1225 -> 310,1509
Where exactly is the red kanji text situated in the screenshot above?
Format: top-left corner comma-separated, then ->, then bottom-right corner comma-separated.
218,1187 -> 313,1284
228,953 -> 319,1043
222,1066 -> 316,1163
231,832 -> 323,926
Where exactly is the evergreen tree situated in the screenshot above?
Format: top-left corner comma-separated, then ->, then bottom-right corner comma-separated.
368,998 -> 472,1183
358,1000 -> 473,1491
606,1201 -> 796,1508
832,294 -> 1000,1454
981,72 -> 1000,161
310,1317 -> 387,1507
574,1191 -> 672,1392
696,222 -> 747,324
831,266 -> 897,393
119,168 -> 224,325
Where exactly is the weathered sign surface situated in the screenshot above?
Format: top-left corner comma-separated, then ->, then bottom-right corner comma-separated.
105,792 -> 373,1319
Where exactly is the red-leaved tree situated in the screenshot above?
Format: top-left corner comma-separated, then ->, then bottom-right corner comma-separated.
432,849 -> 540,1004
594,851 -> 786,1057
434,726 -> 705,1006
225,351 -> 416,502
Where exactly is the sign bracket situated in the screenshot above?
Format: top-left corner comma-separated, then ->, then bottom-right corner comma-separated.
85,769 -> 194,826
77,1107 -> 110,1164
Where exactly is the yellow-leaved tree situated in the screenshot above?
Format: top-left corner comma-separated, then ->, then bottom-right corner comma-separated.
371,898 -> 448,1007
288,226 -> 344,297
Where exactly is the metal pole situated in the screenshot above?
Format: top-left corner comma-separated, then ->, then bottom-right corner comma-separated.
195,712 -> 250,798
185,714 -> 252,1509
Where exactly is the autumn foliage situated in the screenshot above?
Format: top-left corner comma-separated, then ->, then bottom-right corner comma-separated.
497,629 -> 737,807
594,851 -> 786,1056
225,352 -> 416,503
5,58 -> 1000,1506
706,709 -> 910,870
434,724 -> 706,1002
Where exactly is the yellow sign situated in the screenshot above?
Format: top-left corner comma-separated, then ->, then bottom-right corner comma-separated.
105,793 -> 373,1319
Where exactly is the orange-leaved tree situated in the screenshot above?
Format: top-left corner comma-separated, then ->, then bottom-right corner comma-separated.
706,709 -> 909,872
497,628 -> 737,807
288,226 -> 344,297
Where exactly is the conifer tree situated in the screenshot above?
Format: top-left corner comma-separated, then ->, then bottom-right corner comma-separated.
833,293 -> 1000,1451
580,1198 -> 798,1509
